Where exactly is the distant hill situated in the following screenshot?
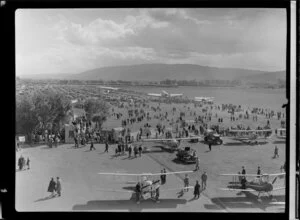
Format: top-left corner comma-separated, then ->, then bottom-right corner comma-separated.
238,71 -> 286,83
20,64 -> 285,83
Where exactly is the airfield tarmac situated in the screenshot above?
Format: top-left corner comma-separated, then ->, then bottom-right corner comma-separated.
16,138 -> 285,212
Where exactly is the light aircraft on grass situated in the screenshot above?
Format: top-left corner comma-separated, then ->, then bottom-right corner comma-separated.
219,173 -> 286,199
99,86 -> 119,94
97,170 -> 195,203
140,136 -> 202,151
275,128 -> 286,140
148,90 -> 183,98
227,129 -> 273,145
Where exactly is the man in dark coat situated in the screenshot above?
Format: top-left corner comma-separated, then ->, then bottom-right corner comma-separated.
26,157 -> 30,170
104,142 -> 109,153
136,182 -> 141,204
257,166 -> 261,178
90,140 -> 96,151
18,156 -> 23,170
56,177 -> 62,197
47,177 -> 56,197
138,146 -> 142,157
194,180 -> 200,199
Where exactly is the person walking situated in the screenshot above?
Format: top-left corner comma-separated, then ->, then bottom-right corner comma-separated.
183,174 -> 189,192
194,180 -> 200,199
56,177 -> 62,197
104,141 -> 109,153
47,177 -> 56,197
90,140 -> 96,151
26,157 -> 30,170
208,143 -> 212,151
201,172 -> 207,190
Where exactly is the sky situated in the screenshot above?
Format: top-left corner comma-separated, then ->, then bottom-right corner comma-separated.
15,8 -> 286,76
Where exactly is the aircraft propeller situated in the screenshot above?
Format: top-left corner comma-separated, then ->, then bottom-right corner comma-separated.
272,176 -> 278,185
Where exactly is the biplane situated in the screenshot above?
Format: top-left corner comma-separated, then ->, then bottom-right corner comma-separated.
227,129 -> 273,145
148,90 -> 183,98
99,86 -> 119,94
219,172 -> 286,199
97,170 -> 194,204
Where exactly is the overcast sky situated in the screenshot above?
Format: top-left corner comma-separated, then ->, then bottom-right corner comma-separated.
16,8 -> 286,76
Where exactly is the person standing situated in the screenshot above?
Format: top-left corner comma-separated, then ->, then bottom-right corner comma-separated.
26,157 -> 30,170
194,180 -> 200,199
201,172 -> 207,190
160,170 -> 164,185
128,144 -> 132,158
195,157 -> 200,171
47,177 -> 56,197
136,182 -> 141,204
257,166 -> 261,178
134,146 -> 138,158
274,145 -> 279,158
163,168 -> 167,184
138,145 -> 142,157
184,174 -> 189,192
18,156 -> 23,170
242,166 -> 246,181
56,177 -> 62,197
208,143 -> 212,151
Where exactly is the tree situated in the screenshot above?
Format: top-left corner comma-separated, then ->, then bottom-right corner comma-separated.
16,94 -> 39,143
31,90 -> 72,134
83,98 -> 110,130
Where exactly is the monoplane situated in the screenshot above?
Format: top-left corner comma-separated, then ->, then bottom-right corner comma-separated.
219,172 -> 286,199
141,136 -> 202,152
97,170 -> 194,203
148,90 -> 183,98
100,86 -> 119,94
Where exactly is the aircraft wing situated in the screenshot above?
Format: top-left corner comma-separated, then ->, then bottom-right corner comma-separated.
100,86 -> 119,90
272,187 -> 285,191
229,129 -> 272,132
170,93 -> 183,97
96,188 -> 133,193
220,173 -> 286,177
98,170 -> 194,176
148,93 -> 162,97
218,188 -> 256,192
161,186 -> 194,191
141,138 -> 176,142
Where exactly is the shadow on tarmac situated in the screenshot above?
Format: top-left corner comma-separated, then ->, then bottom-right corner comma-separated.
34,195 -> 57,202
72,198 -> 187,211
204,192 -> 285,211
223,141 -> 268,146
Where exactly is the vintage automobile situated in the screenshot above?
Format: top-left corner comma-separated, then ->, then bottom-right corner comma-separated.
175,146 -> 197,164
204,130 -> 223,145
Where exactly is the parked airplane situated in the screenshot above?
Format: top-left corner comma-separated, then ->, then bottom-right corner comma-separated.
97,170 -> 194,203
227,129 -> 272,145
219,172 -> 285,199
141,136 -> 202,152
275,128 -> 286,140
148,90 -> 183,98
100,86 -> 119,94
194,97 -> 214,104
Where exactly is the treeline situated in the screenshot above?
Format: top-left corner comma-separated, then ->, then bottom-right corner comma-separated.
20,78 -> 286,88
